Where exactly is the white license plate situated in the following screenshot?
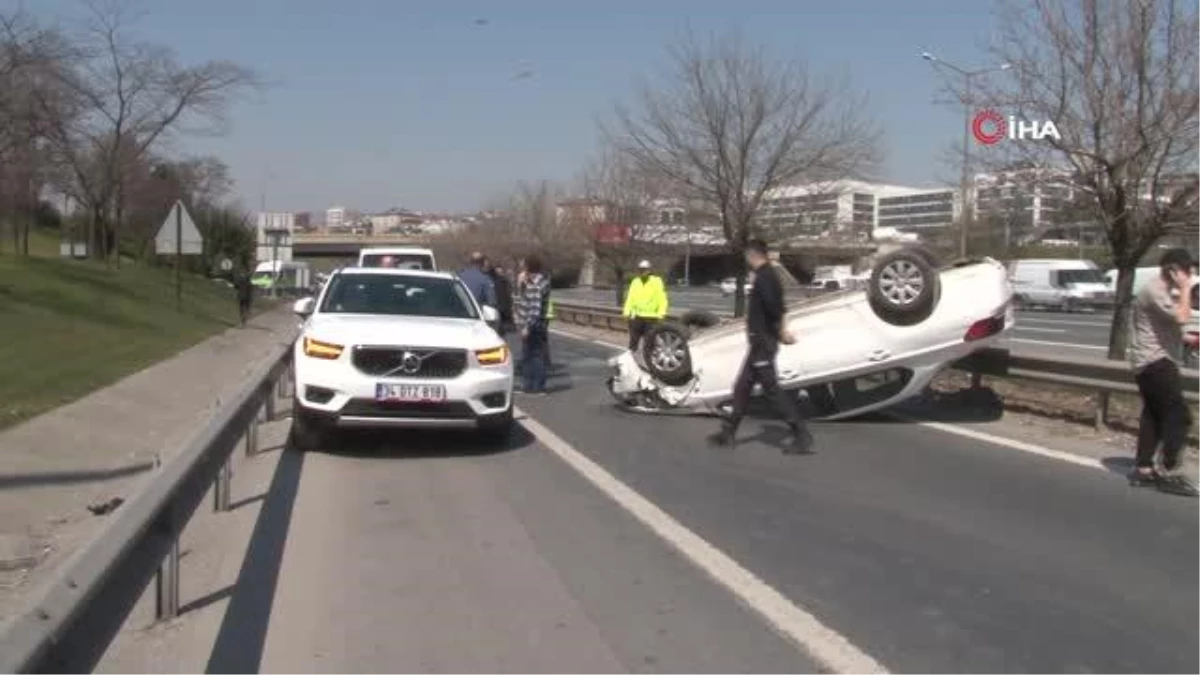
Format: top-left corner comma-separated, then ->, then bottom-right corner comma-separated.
375,383 -> 447,402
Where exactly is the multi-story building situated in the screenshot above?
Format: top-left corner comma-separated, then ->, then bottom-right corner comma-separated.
256,212 -> 295,263
875,187 -> 960,233
758,180 -> 959,237
294,212 -> 312,231
972,166 -> 1079,239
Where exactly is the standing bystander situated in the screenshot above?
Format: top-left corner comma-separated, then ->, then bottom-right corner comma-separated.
1128,248 -> 1197,497
514,255 -> 551,395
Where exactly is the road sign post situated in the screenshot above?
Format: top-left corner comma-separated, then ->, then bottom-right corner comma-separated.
154,200 -> 204,311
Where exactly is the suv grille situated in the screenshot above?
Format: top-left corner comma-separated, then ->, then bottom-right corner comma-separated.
352,346 -> 468,379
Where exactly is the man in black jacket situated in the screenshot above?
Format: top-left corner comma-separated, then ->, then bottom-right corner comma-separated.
489,264 -> 515,333
708,238 -> 812,453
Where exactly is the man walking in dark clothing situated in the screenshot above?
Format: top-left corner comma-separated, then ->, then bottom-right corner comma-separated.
489,264 -> 514,333
707,239 -> 812,454
234,271 -> 253,327
1128,248 -> 1197,496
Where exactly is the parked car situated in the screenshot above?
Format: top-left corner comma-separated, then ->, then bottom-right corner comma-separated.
606,247 -> 1014,420
719,277 -> 753,296
356,246 -> 437,270
290,267 -> 513,450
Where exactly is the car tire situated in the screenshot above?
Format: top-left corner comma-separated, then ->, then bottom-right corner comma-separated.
641,322 -> 694,386
478,409 -> 514,446
679,309 -> 721,330
290,399 -> 329,452
867,247 -> 941,326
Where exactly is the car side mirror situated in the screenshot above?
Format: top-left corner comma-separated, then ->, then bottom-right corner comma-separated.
293,297 -> 316,317
481,305 -> 500,324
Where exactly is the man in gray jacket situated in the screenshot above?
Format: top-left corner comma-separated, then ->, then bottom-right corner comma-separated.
458,251 -> 496,309
1128,248 -> 1197,497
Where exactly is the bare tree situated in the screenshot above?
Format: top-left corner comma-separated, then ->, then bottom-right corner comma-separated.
574,147 -> 680,303
984,0 -> 1199,359
33,0 -> 262,263
0,9 -> 73,255
606,29 -> 882,315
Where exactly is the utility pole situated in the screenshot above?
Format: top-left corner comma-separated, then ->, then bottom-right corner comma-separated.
921,51 -> 1011,258
175,202 -> 183,310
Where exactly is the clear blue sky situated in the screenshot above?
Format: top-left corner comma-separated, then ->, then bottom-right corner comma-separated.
34,0 -> 1002,214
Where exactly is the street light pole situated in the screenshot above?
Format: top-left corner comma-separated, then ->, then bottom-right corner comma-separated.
921,51 -> 1011,258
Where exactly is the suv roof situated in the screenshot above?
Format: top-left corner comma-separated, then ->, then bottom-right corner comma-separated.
335,266 -> 454,280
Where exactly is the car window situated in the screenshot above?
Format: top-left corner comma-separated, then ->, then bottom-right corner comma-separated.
359,253 -> 434,270
1058,269 -> 1105,285
319,273 -> 478,319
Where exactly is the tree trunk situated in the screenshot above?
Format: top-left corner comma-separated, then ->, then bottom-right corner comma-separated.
1107,264 -> 1139,361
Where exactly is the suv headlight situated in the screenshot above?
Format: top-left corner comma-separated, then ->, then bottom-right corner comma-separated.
303,337 -> 344,359
475,345 -> 509,365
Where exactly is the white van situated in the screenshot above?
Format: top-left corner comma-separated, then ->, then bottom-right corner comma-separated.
1008,258 -> 1114,312
356,246 -> 437,271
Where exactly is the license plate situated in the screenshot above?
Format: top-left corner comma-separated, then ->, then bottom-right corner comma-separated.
375,383 -> 447,402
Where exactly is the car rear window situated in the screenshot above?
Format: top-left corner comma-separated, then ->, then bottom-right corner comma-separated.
359,253 -> 434,270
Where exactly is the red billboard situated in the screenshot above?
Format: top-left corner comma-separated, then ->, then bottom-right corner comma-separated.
594,222 -> 631,245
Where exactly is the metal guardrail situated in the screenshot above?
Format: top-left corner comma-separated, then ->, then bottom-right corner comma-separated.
553,300 -> 1200,430
0,345 -> 294,674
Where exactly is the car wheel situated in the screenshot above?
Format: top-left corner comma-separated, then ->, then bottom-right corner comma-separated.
867,247 -> 940,326
1062,297 -> 1077,313
641,322 -> 694,386
477,409 -> 514,445
679,309 -> 721,330
290,399 -> 329,452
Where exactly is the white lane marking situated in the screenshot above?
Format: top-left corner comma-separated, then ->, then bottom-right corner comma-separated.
1011,338 -> 1106,351
516,409 -> 889,674
1013,327 -> 1067,334
885,412 -> 1106,471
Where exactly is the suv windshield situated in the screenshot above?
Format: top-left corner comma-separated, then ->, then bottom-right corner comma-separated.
319,273 -> 478,319
1058,269 -> 1105,285
359,253 -> 433,270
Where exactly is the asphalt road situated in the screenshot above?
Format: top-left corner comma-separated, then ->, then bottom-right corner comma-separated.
554,286 -> 1117,360
190,333 -> 1196,673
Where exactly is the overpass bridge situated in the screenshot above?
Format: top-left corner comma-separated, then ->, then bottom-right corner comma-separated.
292,232 -> 432,257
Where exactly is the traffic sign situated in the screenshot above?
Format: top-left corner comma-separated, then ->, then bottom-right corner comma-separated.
155,201 -> 203,255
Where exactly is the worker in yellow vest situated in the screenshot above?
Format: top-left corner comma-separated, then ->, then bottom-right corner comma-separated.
622,259 -> 669,350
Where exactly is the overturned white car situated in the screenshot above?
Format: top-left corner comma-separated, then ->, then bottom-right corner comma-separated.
607,247 -> 1014,420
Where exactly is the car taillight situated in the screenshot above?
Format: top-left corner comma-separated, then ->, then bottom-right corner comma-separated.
964,315 -> 1006,342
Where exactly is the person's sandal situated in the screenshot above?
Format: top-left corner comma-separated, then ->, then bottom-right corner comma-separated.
1157,473 -> 1199,497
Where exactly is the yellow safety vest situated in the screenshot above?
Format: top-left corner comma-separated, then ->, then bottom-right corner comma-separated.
623,275 -> 669,318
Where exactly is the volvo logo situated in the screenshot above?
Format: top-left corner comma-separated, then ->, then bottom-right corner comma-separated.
400,351 -> 423,374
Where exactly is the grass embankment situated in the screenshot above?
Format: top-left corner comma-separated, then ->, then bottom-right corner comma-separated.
0,233 -> 265,430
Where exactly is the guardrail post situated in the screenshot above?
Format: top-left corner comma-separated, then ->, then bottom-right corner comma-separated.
245,414 -> 259,457
265,380 -> 278,421
213,458 -> 232,512
155,539 -> 180,620
1094,391 -> 1110,431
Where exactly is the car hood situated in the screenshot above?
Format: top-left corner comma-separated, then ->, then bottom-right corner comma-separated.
306,314 -> 500,349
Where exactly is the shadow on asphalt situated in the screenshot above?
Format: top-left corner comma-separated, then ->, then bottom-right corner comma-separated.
205,446 -> 305,674
0,461 -> 155,489
300,423 -> 537,459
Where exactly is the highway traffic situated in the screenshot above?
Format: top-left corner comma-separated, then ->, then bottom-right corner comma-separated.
91,331 -> 1197,674
555,286 -> 1118,360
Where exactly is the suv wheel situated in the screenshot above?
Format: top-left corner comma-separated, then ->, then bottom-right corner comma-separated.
290,399 -> 329,451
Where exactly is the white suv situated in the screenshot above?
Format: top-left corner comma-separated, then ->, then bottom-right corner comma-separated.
290,267 -> 513,450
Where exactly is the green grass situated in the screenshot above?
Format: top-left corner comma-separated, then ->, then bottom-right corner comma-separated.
0,232 -> 265,430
